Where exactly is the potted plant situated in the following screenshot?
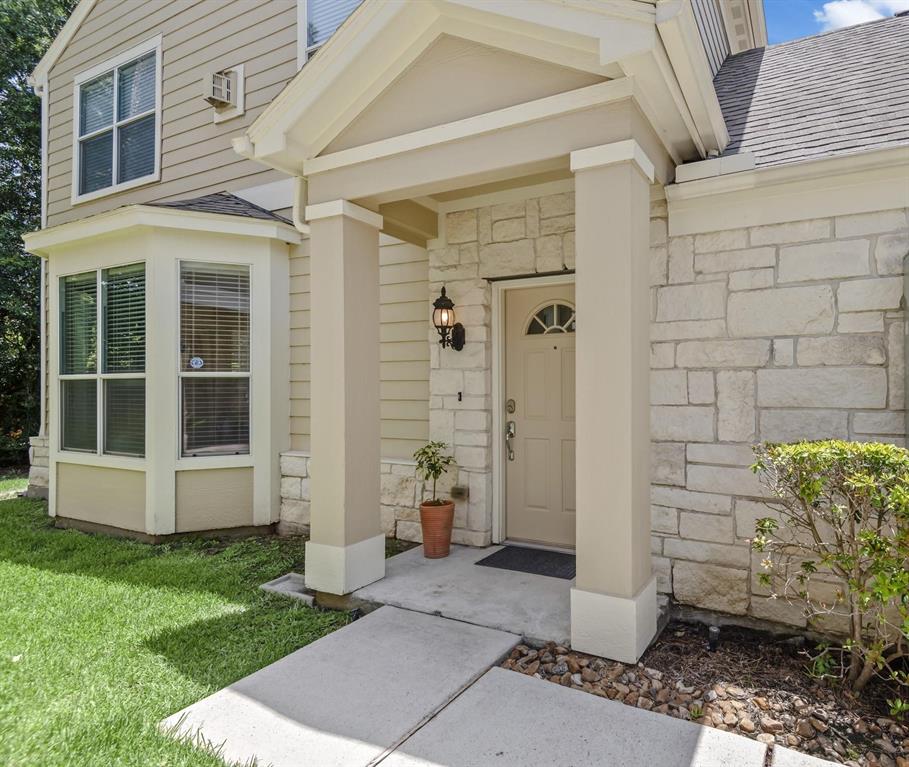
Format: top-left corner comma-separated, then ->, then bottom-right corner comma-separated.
413,441 -> 456,558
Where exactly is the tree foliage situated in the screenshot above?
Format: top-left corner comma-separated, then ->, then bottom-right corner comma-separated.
0,0 -> 76,463
752,440 -> 909,706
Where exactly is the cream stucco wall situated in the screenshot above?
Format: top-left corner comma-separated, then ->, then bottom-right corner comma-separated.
325,35 -> 605,154
56,462 -> 145,532
175,467 -> 254,532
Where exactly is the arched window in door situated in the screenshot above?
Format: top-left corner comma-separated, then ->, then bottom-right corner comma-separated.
525,301 -> 576,335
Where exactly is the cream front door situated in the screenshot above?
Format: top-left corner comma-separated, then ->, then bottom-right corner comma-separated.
504,283 -> 576,548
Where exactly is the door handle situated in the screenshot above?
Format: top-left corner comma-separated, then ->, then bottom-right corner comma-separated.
505,420 -> 516,461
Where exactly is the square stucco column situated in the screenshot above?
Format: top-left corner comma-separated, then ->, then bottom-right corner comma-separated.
303,200 -> 385,594
570,140 -> 657,663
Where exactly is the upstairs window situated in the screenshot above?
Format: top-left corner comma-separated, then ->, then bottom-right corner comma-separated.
303,0 -> 362,60
73,38 -> 161,202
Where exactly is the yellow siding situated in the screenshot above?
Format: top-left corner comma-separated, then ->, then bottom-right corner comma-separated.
175,468 -> 254,532
56,463 -> 146,531
46,0 -> 297,227
290,241 -> 430,459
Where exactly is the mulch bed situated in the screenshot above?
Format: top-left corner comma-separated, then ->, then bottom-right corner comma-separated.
502,621 -> 908,766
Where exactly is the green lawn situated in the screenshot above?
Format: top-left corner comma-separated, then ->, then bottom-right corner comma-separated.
0,468 -> 28,495
0,498 -> 349,767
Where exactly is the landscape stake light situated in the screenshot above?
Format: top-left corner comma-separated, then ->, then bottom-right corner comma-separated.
432,286 -> 465,351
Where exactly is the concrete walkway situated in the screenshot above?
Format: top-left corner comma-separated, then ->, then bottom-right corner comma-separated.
162,605 -> 837,767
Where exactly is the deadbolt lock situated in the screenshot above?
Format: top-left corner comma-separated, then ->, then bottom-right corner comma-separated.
506,398 -> 516,414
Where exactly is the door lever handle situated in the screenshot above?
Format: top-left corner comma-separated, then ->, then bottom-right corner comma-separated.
505,420 -> 515,461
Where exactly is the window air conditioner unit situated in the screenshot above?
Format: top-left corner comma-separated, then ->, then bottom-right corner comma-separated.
203,71 -> 233,107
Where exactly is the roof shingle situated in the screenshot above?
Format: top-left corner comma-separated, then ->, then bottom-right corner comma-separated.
714,15 -> 909,167
147,192 -> 292,224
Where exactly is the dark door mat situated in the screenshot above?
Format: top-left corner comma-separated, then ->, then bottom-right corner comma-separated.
475,545 -> 576,580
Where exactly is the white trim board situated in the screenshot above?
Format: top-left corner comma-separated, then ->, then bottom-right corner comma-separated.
490,273 -> 576,545
667,145 -> 909,236
24,204 -> 301,256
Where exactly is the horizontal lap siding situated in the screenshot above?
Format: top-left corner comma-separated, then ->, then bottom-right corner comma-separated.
46,0 -> 297,227
289,242 -> 430,460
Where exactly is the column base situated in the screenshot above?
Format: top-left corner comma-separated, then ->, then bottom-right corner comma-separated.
570,576 -> 657,663
305,534 -> 386,595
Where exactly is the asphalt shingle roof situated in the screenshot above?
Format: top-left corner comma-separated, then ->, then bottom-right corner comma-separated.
714,14 -> 909,167
147,192 -> 292,224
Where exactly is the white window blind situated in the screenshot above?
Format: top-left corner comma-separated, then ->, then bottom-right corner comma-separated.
306,0 -> 362,51
76,47 -> 158,198
61,379 -> 97,453
59,264 -> 146,457
61,272 -> 97,374
179,262 -> 251,457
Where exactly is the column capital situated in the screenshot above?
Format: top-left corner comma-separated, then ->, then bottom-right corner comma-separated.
305,199 -> 383,229
569,139 -> 655,183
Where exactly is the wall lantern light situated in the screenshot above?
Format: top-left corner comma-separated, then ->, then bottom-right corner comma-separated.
432,286 -> 465,351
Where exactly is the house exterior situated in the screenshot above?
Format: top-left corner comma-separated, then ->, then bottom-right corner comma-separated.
23,0 -> 909,663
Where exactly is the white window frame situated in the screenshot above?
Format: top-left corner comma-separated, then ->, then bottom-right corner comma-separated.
71,35 -> 163,205
176,259 -> 253,460
58,262 -> 147,460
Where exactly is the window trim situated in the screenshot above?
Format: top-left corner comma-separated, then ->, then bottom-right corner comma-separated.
58,262 -> 147,460
71,35 -> 163,206
176,259 -> 253,460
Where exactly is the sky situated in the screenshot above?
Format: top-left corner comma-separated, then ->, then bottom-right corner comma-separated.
763,0 -> 909,44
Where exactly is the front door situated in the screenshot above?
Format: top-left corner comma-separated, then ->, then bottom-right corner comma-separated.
504,283 -> 576,548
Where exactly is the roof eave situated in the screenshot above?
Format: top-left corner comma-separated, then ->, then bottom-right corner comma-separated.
29,0 -> 98,87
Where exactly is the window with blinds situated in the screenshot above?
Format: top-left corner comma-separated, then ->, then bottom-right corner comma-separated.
59,264 -> 146,457
305,0 -> 362,55
179,262 -> 251,457
75,44 -> 158,199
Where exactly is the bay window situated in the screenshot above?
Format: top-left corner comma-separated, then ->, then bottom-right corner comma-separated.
74,38 -> 160,201
179,262 -> 251,457
59,264 -> 146,456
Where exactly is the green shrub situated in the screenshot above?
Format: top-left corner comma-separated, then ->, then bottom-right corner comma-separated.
413,441 -> 455,505
751,440 -> 909,699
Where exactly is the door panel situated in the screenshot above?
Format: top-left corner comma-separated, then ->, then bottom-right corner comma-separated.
504,283 -> 576,548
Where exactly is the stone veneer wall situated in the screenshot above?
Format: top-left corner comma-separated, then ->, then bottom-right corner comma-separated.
648,205 -> 908,626
280,451 -> 443,541
26,435 -> 49,499
278,189 -> 909,628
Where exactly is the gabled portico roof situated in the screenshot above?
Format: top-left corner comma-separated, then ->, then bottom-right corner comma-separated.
239,0 -> 729,178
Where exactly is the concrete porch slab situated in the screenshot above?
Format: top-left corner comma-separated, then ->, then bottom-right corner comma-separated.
383,667 -> 770,767
353,544 -> 573,645
161,606 -> 518,767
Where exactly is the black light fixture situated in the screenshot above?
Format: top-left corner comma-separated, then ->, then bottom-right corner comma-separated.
432,286 -> 465,351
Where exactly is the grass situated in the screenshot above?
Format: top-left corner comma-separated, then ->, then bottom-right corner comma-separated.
0,467 -> 28,495
0,498 -> 350,767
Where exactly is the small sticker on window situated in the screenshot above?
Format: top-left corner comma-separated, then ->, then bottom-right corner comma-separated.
189,356 -> 204,369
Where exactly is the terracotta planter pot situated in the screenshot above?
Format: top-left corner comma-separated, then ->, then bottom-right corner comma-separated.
420,501 -> 455,559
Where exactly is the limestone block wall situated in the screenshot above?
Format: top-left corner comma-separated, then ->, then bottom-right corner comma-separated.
26,435 -> 49,499
649,206 -> 908,626
427,191 -> 578,547
280,450 -> 448,541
